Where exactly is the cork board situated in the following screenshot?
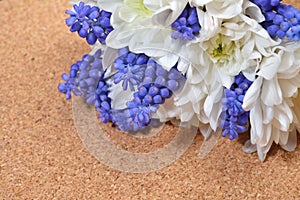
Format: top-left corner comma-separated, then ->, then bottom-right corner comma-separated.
0,0 -> 299,199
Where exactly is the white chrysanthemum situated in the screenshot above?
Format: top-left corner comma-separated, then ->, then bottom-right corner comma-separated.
174,4 -> 277,133
123,1 -> 279,133
190,0 -> 243,19
197,15 -> 278,88
97,0 -> 187,49
188,0 -> 245,43
242,43 -> 300,161
191,1 -> 266,43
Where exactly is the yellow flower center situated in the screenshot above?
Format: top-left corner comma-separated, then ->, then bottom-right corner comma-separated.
124,0 -> 153,16
209,35 -> 235,64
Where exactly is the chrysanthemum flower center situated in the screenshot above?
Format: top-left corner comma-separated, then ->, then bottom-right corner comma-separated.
209,35 -> 235,64
124,0 -> 152,16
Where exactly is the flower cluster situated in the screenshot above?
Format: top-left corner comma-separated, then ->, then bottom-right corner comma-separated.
58,45 -> 185,132
112,53 -> 185,132
171,4 -> 201,41
59,0 -> 300,161
76,49 -> 104,105
113,48 -> 148,91
95,79 -> 112,123
220,74 -> 253,140
252,0 -> 300,41
58,60 -> 82,100
66,2 -> 113,44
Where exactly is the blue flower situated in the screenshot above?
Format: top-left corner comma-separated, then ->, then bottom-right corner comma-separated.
59,46 -> 186,131
220,73 -> 253,140
65,2 -> 113,45
171,4 -> 201,41
113,47 -> 149,91
95,79 -> 112,123
113,100 -> 159,132
58,62 -> 82,100
75,50 -> 113,122
252,0 -> 300,41
58,49 -> 113,123
76,50 -> 105,106
112,57 -> 185,132
251,0 -> 281,12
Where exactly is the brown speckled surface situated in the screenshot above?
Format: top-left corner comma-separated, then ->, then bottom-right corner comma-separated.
0,0 -> 299,199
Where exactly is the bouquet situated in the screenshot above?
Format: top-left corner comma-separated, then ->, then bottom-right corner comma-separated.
58,0 -> 300,162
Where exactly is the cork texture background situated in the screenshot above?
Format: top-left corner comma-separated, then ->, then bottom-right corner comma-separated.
1,0 -> 299,199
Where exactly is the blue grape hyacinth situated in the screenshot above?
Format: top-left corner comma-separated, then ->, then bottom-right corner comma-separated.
252,0 -> 300,41
58,49 -> 113,123
113,47 -> 149,91
112,98 -> 159,132
65,2 -> 113,45
58,46 -> 186,132
95,78 -> 112,123
251,0 -> 281,12
75,49 -> 113,122
113,56 -> 185,132
171,4 -> 201,41
58,61 -> 82,100
76,49 -> 105,106
220,73 -> 253,140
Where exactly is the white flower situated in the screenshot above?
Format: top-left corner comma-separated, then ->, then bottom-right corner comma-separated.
128,2 -> 277,134
189,2 -> 272,85
97,0 -> 187,50
190,0 -> 244,19
243,43 -> 300,161
180,10 -> 275,134
194,1 -> 265,42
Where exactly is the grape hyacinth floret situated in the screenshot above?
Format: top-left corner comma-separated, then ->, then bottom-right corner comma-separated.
58,61 -> 82,100
112,97 -> 160,132
252,0 -> 300,41
220,74 -> 253,140
78,50 -> 113,122
65,2 -> 113,44
74,50 -> 113,123
113,47 -> 149,91
95,78 -> 112,123
171,4 -> 201,41
58,49 -> 113,123
76,49 -> 105,106
113,58 -> 185,132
